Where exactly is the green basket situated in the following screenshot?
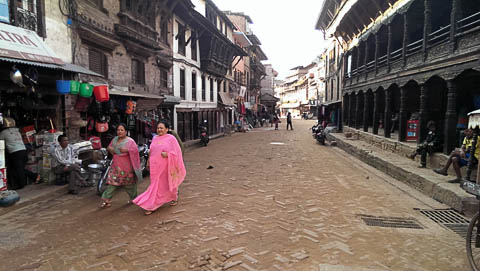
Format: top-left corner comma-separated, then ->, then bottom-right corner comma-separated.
79,83 -> 93,97
70,80 -> 80,95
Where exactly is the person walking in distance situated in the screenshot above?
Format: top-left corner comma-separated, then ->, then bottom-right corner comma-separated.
286,112 -> 293,130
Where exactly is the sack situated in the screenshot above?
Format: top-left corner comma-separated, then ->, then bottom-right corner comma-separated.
126,114 -> 136,130
75,96 -> 91,112
95,122 -> 108,133
88,136 -> 102,149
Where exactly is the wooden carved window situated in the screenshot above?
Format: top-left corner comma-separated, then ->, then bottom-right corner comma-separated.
160,68 -> 168,89
180,69 -> 186,99
177,22 -> 186,56
89,49 -> 108,79
201,75 -> 206,101
192,72 -> 197,101
131,59 -> 145,85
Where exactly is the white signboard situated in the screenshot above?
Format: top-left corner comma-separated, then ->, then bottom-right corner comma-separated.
0,23 -> 63,64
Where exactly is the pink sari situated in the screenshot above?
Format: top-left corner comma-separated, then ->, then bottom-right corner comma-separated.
106,136 -> 142,186
133,134 -> 186,211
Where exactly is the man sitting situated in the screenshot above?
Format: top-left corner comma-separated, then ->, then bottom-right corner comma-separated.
407,121 -> 441,168
433,129 -> 479,183
52,135 -> 87,195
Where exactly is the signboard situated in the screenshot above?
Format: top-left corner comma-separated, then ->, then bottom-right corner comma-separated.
0,23 -> 63,64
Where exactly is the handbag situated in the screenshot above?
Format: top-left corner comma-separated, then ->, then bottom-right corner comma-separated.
95,121 -> 109,133
75,96 -> 91,112
88,136 -> 102,149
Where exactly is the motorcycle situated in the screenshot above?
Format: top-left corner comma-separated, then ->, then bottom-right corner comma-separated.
199,120 -> 209,146
311,122 -> 326,145
95,144 -> 150,196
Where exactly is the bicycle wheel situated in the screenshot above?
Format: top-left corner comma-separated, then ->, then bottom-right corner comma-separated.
467,212 -> 480,271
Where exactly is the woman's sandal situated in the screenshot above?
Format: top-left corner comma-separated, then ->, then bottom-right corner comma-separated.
144,210 -> 153,216
169,200 -> 178,206
34,175 -> 42,184
100,202 -> 112,209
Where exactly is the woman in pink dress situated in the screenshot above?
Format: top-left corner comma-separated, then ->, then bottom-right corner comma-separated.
100,124 -> 142,208
133,121 -> 186,215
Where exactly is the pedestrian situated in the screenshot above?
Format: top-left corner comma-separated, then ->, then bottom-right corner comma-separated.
286,112 -> 293,130
133,120 -> 186,215
0,117 -> 40,190
52,135 -> 88,194
407,120 -> 441,168
433,128 -> 479,183
100,123 -> 142,208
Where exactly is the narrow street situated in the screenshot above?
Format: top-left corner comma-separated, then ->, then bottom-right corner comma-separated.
0,120 -> 469,271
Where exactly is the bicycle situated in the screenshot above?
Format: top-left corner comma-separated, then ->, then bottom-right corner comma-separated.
462,181 -> 480,270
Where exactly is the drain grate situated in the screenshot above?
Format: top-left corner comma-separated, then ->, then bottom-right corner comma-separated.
416,208 -> 469,239
358,215 -> 424,229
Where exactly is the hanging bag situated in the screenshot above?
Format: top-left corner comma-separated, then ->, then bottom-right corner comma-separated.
95,121 -> 109,133
126,114 -> 136,130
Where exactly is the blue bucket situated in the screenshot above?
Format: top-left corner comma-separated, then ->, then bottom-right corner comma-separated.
56,80 -> 71,94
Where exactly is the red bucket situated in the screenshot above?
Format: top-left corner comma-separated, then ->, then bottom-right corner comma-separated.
93,85 -> 109,102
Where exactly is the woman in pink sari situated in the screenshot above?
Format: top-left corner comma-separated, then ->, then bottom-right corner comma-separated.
133,121 -> 186,215
100,124 -> 142,208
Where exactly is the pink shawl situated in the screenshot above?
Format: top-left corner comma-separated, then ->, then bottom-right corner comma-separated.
150,134 -> 186,191
107,136 -> 142,185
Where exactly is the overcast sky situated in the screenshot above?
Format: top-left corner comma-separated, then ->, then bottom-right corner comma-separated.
215,0 -> 326,80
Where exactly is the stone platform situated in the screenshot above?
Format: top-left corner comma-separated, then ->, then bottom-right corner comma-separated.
328,127 -> 478,216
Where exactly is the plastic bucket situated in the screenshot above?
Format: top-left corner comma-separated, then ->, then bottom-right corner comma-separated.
56,80 -> 71,94
79,83 -> 93,97
93,85 -> 109,102
70,80 -> 80,95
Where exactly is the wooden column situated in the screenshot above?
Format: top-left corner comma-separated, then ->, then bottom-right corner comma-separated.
348,94 -> 353,126
402,13 -> 409,66
444,80 -> 458,154
387,23 -> 392,71
384,89 -> 392,138
357,44 -> 362,75
343,95 -> 348,126
422,0 -> 432,60
363,92 -> 370,132
398,87 -> 408,142
449,0 -> 460,53
364,40 -> 369,78
355,93 -> 361,129
373,91 -> 379,135
374,33 -> 379,74
418,84 -> 429,143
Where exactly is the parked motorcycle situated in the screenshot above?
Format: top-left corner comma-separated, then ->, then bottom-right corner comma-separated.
95,144 -> 149,196
199,120 -> 209,146
311,122 -> 326,145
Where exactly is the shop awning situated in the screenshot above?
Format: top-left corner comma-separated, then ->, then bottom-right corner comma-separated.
109,88 -> 165,99
322,100 -> 342,106
0,23 -> 63,65
163,95 -> 181,105
218,92 -> 235,106
0,57 -> 103,77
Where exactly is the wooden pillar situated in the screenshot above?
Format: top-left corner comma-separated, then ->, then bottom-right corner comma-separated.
387,23 -> 392,71
402,13 -> 409,66
422,0 -> 432,60
418,84 -> 429,143
363,92 -> 369,132
355,93 -> 361,129
364,40 -> 369,78
348,94 -> 353,126
444,80 -> 457,154
373,91 -> 379,135
449,0 -> 460,53
343,95 -> 348,126
357,44 -> 362,74
374,33 -> 379,74
398,87 -> 408,142
384,89 -> 392,138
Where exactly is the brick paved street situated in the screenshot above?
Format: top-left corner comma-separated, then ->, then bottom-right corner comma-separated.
0,120 -> 470,271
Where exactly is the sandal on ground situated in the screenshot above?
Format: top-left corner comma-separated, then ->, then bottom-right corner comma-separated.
169,200 -> 178,206
100,202 -> 112,209
144,210 -> 154,216
34,175 -> 42,184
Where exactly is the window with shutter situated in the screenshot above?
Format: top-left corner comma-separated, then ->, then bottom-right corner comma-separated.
89,49 -> 108,78
131,59 -> 145,85
192,72 -> 196,101
180,69 -> 185,99
201,75 -> 206,101
160,68 -> 168,89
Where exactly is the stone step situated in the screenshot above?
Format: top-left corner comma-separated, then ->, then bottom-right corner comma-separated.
327,131 -> 478,216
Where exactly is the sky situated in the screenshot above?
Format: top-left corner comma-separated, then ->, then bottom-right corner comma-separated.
214,0 -> 326,80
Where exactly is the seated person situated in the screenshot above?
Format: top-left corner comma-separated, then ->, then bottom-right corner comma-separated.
52,135 -> 87,195
433,128 -> 478,183
408,121 -> 442,168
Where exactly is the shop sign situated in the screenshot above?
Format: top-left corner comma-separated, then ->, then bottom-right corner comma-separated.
0,23 -> 63,64
0,0 -> 9,23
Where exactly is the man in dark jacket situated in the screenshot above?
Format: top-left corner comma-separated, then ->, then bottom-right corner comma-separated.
286,112 -> 293,130
408,121 -> 441,168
